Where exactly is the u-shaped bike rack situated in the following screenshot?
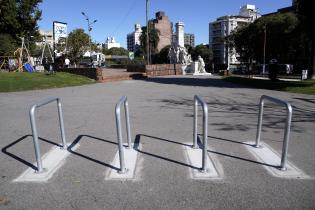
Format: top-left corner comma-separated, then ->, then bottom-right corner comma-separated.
193,95 -> 209,173
29,97 -> 67,173
255,95 -> 293,171
115,96 -> 132,174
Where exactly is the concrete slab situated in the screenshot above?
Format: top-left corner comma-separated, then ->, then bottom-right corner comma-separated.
244,141 -> 310,179
106,143 -> 141,180
14,144 -> 79,182
1,75 -> 315,209
183,143 -> 221,179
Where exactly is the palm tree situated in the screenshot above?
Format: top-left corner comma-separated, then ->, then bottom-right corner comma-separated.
139,25 -> 160,61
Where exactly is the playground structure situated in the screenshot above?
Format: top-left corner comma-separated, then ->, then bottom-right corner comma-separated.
0,36 -> 55,72
15,37 -> 32,72
40,35 -> 54,65
0,56 -> 18,71
0,37 -> 31,72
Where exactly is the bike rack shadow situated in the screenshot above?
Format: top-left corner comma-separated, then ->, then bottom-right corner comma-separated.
1,135 -> 62,171
206,135 -> 279,168
67,135 -> 120,171
134,134 -> 200,170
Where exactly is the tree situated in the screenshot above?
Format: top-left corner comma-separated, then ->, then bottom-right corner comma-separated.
16,0 -> 42,38
67,29 -> 89,64
0,33 -> 17,55
153,45 -> 170,64
190,44 -> 213,71
103,47 -> 129,56
139,25 -> 160,61
0,0 -> 42,55
229,12 -> 300,75
0,0 -> 19,36
296,0 -> 315,78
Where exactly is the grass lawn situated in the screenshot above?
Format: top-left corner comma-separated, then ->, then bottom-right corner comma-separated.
223,76 -> 315,95
0,72 -> 95,92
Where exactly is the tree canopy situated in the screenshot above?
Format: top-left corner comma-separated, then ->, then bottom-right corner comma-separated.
139,25 -> 160,58
296,0 -> 315,78
103,47 -> 129,56
152,45 -> 170,64
0,0 -> 42,55
190,44 -> 213,70
228,12 -> 301,68
67,29 -> 90,63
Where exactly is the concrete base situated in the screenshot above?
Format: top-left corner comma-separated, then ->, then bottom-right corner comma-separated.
245,142 -> 309,179
181,65 -> 188,75
106,143 -> 141,180
193,72 -> 212,76
183,143 -> 220,179
14,144 -> 79,182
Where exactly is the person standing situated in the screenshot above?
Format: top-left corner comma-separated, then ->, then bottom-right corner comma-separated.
65,57 -> 70,68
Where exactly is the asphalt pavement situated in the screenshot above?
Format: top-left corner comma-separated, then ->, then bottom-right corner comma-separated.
0,75 -> 314,209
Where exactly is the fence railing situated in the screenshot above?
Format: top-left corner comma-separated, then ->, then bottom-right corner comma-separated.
255,95 -> 293,171
115,96 -> 132,174
193,95 -> 209,173
29,97 -> 67,173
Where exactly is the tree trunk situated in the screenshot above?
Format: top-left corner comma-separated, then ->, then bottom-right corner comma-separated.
309,39 -> 315,79
312,41 -> 315,79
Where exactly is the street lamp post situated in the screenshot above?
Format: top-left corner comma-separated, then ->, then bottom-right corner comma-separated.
81,12 -> 97,52
27,35 -> 34,53
146,0 -> 150,65
262,25 -> 267,75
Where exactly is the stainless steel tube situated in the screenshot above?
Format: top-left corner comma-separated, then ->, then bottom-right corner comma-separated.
280,103 -> 292,170
124,100 -> 132,149
115,102 -> 127,174
193,99 -> 198,149
193,95 -> 209,173
201,102 -> 208,173
29,97 -> 67,173
255,98 -> 264,148
30,105 -> 44,173
115,96 -> 132,174
254,95 -> 293,170
57,99 -> 67,149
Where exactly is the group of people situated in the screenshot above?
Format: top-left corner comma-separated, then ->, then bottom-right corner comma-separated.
42,57 -> 54,73
40,56 -> 71,74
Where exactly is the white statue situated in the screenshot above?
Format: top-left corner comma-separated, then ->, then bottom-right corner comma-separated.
186,54 -> 192,64
198,55 -> 206,73
169,44 -> 192,65
175,46 -> 180,63
178,46 -> 191,65
183,48 -> 192,64
168,46 -> 177,64
168,44 -> 193,66
179,47 -> 186,64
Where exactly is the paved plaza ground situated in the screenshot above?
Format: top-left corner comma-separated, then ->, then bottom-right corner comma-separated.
0,75 -> 314,209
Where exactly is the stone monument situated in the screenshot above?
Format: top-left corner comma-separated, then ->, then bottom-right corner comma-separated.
168,44 -> 194,74
191,55 -> 211,75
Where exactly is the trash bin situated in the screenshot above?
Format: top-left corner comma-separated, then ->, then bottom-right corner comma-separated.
268,59 -> 278,81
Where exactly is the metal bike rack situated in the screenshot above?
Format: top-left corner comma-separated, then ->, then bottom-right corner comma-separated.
193,95 -> 209,173
255,95 -> 293,171
115,96 -> 132,174
29,97 -> 67,173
